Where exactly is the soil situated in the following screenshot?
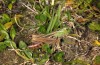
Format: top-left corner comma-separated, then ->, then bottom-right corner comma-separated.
0,50 -> 24,65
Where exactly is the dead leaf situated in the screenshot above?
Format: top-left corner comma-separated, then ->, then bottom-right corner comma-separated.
4,22 -> 13,30
92,6 -> 100,13
0,35 -> 4,41
72,14 -> 88,23
66,0 -> 74,6
94,40 -> 100,46
15,14 -> 23,19
77,17 -> 88,23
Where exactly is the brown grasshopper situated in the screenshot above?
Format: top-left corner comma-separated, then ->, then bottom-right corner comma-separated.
28,34 -> 60,49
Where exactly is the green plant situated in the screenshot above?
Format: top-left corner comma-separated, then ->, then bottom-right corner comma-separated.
93,55 -> 100,65
88,22 -> 100,31
53,51 -> 64,62
0,13 -> 34,62
33,0 -> 66,34
0,13 -> 15,51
